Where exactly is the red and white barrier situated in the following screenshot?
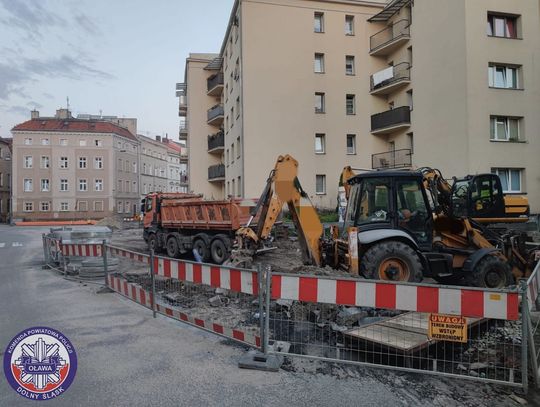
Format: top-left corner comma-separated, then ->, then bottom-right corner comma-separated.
153,256 -> 258,296
108,275 -> 153,308
107,246 -> 150,264
61,243 -> 102,257
271,274 -> 519,321
155,303 -> 260,347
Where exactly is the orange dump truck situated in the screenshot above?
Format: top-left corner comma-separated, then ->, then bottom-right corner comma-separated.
141,193 -> 253,264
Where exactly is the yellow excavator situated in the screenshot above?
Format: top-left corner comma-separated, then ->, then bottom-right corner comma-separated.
232,155 -> 537,288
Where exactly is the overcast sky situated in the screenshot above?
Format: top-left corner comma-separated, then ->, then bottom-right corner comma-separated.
0,0 -> 233,139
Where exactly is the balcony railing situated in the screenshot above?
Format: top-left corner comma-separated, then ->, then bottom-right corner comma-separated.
207,104 -> 224,125
371,106 -> 411,134
370,19 -> 410,54
208,164 -> 225,180
207,73 -> 224,95
372,149 -> 412,170
370,62 -> 410,93
208,131 -> 224,152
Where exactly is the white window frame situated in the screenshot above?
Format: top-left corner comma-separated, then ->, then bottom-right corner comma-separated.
23,178 -> 33,192
345,15 -> 354,35
94,157 -> 103,169
79,156 -> 87,169
40,156 -> 50,169
60,202 -> 68,212
79,179 -> 87,192
24,155 -> 33,169
40,179 -> 50,192
95,139 -> 102,147
80,139 -> 87,147
314,53 -> 325,73
315,92 -> 325,113
59,157 -> 68,169
60,139 -> 68,146
490,116 -> 521,141
345,56 -> 355,75
314,12 -> 324,33
41,138 -> 49,145
95,179 -> 103,192
24,138 -> 32,145
40,201 -> 50,212
346,94 -> 356,115
60,179 -> 68,192
488,64 -> 519,89
315,134 -> 325,154
23,202 -> 33,212
346,134 -> 356,155
316,174 -> 326,195
492,168 -> 522,193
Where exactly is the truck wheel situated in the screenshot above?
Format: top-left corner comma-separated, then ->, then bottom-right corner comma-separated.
193,239 -> 210,263
166,236 -> 180,258
361,241 -> 423,283
210,238 -> 229,265
466,255 -> 513,288
147,234 -> 158,253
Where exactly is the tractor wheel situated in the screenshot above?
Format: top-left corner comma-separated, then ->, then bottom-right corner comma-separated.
147,234 -> 159,253
166,236 -> 180,258
465,255 -> 513,288
210,238 -> 229,265
361,241 -> 423,283
193,239 -> 210,263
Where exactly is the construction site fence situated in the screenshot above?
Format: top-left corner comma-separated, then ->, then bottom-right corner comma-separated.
41,236 -> 540,392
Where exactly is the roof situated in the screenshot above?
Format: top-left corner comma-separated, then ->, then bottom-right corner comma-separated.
11,118 -> 137,141
368,0 -> 411,22
349,169 -> 422,183
205,57 -> 223,70
136,134 -> 169,150
161,138 -> 183,153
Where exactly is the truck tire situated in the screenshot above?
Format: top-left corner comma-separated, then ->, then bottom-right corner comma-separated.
147,234 -> 158,253
210,238 -> 229,265
465,255 -> 513,288
361,241 -> 423,283
166,236 -> 180,258
193,239 -> 210,263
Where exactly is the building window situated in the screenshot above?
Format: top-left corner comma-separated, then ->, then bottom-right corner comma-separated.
60,179 -> 68,192
346,94 -> 356,115
41,138 -> 49,145
125,201 -> 131,214
345,55 -> 355,75
60,157 -> 68,169
314,53 -> 325,73
314,12 -> 324,33
345,15 -> 354,35
492,168 -> 522,193
79,139 -> 87,146
95,139 -> 102,147
407,132 -> 414,154
407,90 -> 413,110
236,96 -> 240,118
490,116 -> 521,141
60,202 -> 68,211
237,176 -> 241,197
316,175 -> 326,194
95,179 -> 103,191
94,157 -> 103,169
0,173 -> 3,187
94,201 -> 104,212
40,156 -> 50,169
60,139 -> 67,146
79,157 -> 87,169
118,159 -> 123,171
23,178 -> 33,192
132,162 -> 137,173
315,92 -> 325,113
40,179 -> 50,192
117,201 -> 123,213
78,201 -> 88,212
487,13 -> 518,38
79,179 -> 87,192
24,138 -> 32,145
40,201 -> 50,211
24,202 -> 33,212
24,156 -> 33,168
236,136 -> 241,158
118,180 -> 123,192
488,64 -> 519,89
226,149 -> 229,167
133,181 -> 137,192
231,144 -> 235,163
126,180 -> 130,192
346,134 -> 356,155
315,134 -> 325,154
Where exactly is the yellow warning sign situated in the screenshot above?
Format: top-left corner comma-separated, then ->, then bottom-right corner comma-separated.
428,314 -> 468,343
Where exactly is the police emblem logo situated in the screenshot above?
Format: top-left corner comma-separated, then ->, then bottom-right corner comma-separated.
3,327 -> 77,400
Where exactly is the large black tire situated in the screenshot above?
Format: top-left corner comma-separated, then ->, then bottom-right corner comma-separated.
465,255 -> 513,288
210,238 -> 229,265
166,236 -> 180,258
193,239 -> 210,263
147,234 -> 158,253
361,241 -> 423,283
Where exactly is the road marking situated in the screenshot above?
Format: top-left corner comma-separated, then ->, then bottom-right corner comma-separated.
0,243 -> 5,248
12,242 -> 23,247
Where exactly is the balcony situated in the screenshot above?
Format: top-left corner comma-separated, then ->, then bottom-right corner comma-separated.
370,62 -> 411,96
208,131 -> 224,153
208,164 -> 225,182
372,149 -> 412,170
207,104 -> 224,127
179,121 -> 188,140
370,19 -> 410,56
176,83 -> 187,116
371,106 -> 411,135
180,174 -> 189,185
180,148 -> 188,162
207,73 -> 224,96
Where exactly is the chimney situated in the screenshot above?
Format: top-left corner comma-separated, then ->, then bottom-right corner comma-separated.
55,109 -> 72,119
156,135 -> 161,142
30,110 -> 39,119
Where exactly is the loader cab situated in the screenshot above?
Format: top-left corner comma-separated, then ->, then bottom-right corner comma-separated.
141,194 -> 158,228
450,174 -> 505,220
345,172 -> 433,250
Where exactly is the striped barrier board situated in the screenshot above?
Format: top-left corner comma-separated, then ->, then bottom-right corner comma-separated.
107,246 -> 150,264
527,262 -> 540,311
153,256 -> 259,296
155,303 -> 261,348
108,275 -> 153,308
271,274 -> 520,321
61,243 -> 102,257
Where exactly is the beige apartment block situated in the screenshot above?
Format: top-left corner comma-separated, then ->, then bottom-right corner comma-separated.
181,0 -> 540,212
137,134 -> 168,197
11,110 -> 140,221
162,137 -> 188,193
0,137 -> 12,222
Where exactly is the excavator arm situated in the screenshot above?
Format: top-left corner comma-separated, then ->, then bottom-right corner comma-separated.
236,155 -> 323,266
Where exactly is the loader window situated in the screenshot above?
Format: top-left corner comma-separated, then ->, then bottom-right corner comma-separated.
356,178 -> 390,225
145,198 -> 153,213
396,180 -> 429,243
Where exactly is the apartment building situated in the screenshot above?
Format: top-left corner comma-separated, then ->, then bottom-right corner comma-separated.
11,109 -> 140,221
0,137 -> 12,222
137,134 -> 168,197
181,0 -> 540,211
162,137 -> 188,193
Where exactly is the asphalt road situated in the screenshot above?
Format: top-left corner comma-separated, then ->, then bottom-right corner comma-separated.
0,225 -> 404,407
